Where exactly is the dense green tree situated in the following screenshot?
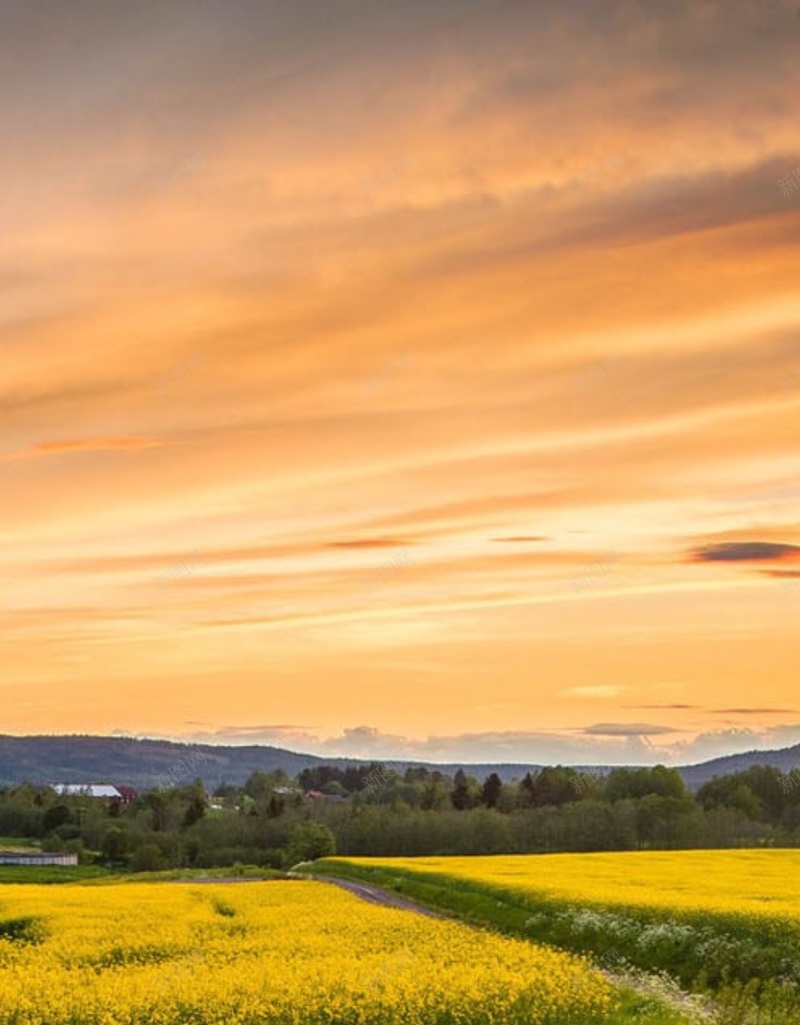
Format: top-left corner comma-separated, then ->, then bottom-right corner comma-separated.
480,773 -> 503,809
529,767 -> 582,807
605,766 -> 686,802
129,842 -> 165,872
101,826 -> 128,864
421,780 -> 449,811
267,794 -> 285,818
244,770 -> 290,803
42,803 -> 71,833
288,820 -> 336,863
451,769 -> 472,811
141,791 -> 168,831
518,772 -> 538,808
182,781 -> 207,828
697,766 -> 789,822
298,766 -> 347,792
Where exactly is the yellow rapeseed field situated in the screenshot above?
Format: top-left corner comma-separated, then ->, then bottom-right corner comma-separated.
0,879 -> 615,1025
336,849 -> 800,919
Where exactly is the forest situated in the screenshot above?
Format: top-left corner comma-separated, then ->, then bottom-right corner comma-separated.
1,762 -> 798,872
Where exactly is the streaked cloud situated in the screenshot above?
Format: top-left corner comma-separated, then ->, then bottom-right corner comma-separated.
691,541 -> 800,562
712,707 -> 796,715
492,535 -> 549,543
583,723 -> 677,737
328,538 -> 414,550
627,704 -> 700,711
7,436 -> 163,460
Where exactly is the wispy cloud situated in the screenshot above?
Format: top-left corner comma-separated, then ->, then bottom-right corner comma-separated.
492,536 -> 549,543
7,436 -> 162,460
329,538 -> 414,550
626,704 -> 700,711
566,685 -> 623,699
712,707 -> 796,715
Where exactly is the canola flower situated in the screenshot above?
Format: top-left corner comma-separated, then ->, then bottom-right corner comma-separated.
324,851 -> 800,991
336,850 -> 800,920
0,880 -> 615,1024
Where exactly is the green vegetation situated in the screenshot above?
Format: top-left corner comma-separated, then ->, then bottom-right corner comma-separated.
91,864 -> 285,883
310,856 -> 800,1025
0,915 -> 49,944
312,857 -> 795,987
611,989 -> 711,1025
0,836 -> 36,848
0,762 -> 799,876
0,864 -> 112,884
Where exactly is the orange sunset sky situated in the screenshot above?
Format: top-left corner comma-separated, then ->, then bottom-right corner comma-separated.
2,0 -> 800,766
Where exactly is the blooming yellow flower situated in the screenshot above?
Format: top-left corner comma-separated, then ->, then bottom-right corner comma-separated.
336,850 -> 800,920
0,879 -> 614,1024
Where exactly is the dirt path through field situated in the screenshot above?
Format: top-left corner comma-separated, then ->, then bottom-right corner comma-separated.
308,875 -> 447,918
303,874 -> 714,1019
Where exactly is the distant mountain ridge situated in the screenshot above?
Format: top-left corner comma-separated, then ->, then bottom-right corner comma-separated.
679,742 -> 800,788
0,734 -> 797,790
0,735 -> 348,790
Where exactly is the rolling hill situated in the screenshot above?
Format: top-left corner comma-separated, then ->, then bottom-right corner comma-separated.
0,734 -> 797,791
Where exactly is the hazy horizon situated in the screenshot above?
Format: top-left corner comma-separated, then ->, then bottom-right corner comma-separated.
0,726 -> 795,770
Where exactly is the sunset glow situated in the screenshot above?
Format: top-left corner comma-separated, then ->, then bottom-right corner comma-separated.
3,0 -> 800,765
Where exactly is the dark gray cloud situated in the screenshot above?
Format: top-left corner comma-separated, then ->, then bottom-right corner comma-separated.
691,541 -> 800,562
583,723 -> 676,736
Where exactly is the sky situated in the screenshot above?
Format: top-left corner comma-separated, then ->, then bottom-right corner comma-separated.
2,0 -> 800,767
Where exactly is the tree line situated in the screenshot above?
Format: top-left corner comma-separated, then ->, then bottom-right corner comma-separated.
1,761 -> 799,871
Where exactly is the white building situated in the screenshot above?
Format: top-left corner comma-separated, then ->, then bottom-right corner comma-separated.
0,852 -> 78,866
53,784 -> 122,799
